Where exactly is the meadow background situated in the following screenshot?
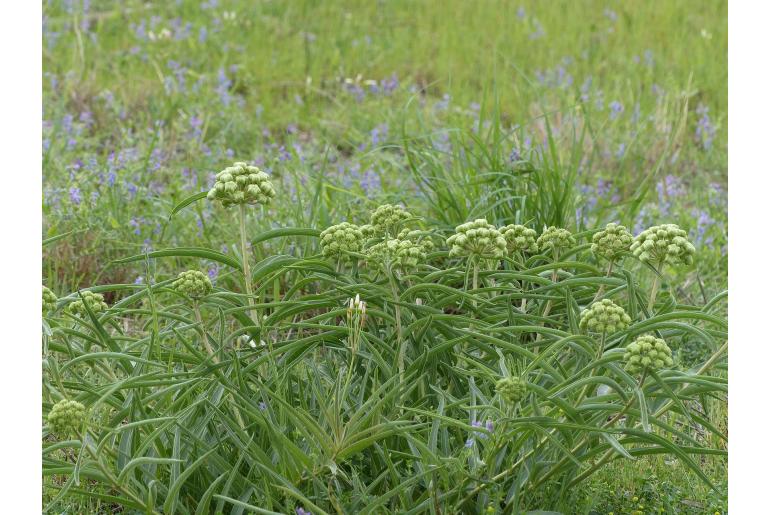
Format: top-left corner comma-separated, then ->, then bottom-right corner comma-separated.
42,0 -> 727,512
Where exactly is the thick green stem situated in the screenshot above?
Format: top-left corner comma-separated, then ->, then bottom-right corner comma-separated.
194,302 -> 217,363
647,269 -> 661,313
390,272 -> 405,382
238,204 -> 257,331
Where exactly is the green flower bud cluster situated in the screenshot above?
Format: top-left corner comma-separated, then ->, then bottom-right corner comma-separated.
623,335 -> 674,375
172,270 -> 212,300
500,224 -> 539,255
630,224 -> 696,267
579,299 -> 632,334
67,291 -> 108,317
320,222 -> 365,259
370,204 -> 413,236
43,286 -> 57,314
206,162 -> 276,208
447,219 -> 507,260
47,399 -> 86,436
591,223 -> 633,261
367,240 -> 416,269
360,224 -> 377,239
496,376 -> 528,404
536,226 -> 576,255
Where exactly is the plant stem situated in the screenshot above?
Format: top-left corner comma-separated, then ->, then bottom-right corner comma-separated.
238,204 -> 257,334
390,271 -> 405,382
194,302 -> 217,363
647,261 -> 662,313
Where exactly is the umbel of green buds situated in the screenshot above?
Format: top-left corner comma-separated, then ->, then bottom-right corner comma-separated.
320,222 -> 365,259
591,222 -> 633,261
367,237 -> 429,269
370,204 -> 413,236
67,291 -> 108,317
207,162 -> 276,208
623,335 -> 674,375
496,376 -> 528,405
536,226 -> 576,255
579,299 -> 632,334
43,286 -> 57,314
172,270 -> 212,300
47,399 -> 86,436
500,224 -> 539,255
447,219 -> 507,260
630,224 -> 696,267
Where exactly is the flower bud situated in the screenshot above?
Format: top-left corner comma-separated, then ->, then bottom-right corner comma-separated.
630,224 -> 696,267
43,286 -> 57,314
207,162 -> 276,208
500,224 -> 539,254
320,222 -> 365,260
536,226 -> 576,254
370,204 -> 413,236
67,291 -> 108,317
172,270 -> 213,300
447,219 -> 507,261
47,399 -> 86,436
496,376 -> 528,404
579,299 -> 632,334
623,335 -> 674,375
591,222 -> 632,261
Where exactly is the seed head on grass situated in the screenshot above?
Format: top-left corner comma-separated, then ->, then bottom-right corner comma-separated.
172,270 -> 212,300
320,222 -> 365,260
500,224 -> 539,255
623,335 -> 674,375
591,222 -> 632,261
536,226 -> 576,255
206,162 -> 276,208
630,224 -> 695,267
496,376 -> 528,405
447,219 -> 507,261
579,299 -> 632,334
67,291 -> 108,317
43,286 -> 57,314
48,399 -> 86,436
370,204 -> 413,236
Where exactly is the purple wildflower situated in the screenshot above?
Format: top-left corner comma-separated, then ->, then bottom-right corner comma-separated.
69,187 -> 82,205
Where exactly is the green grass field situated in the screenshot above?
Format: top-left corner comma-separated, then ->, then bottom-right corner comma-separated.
43,1 -> 727,513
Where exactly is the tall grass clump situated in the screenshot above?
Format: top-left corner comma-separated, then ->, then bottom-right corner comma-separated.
43,169 -> 727,512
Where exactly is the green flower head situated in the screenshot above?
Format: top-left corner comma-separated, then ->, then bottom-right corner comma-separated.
500,224 -> 539,255
360,224 -> 377,239
630,224 -> 696,267
48,399 -> 86,436
447,219 -> 507,261
370,204 -> 413,236
536,226 -> 576,255
172,270 -> 213,300
43,286 -> 58,314
67,291 -> 108,317
320,222 -> 365,260
623,335 -> 674,375
592,223 -> 633,261
367,233 -> 432,270
496,376 -> 528,405
206,162 -> 276,208
579,299 -> 632,334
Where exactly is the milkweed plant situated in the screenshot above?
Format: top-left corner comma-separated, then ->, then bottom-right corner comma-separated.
42,163 -> 727,513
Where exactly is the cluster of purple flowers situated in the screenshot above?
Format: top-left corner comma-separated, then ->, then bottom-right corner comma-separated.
465,419 -> 494,448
